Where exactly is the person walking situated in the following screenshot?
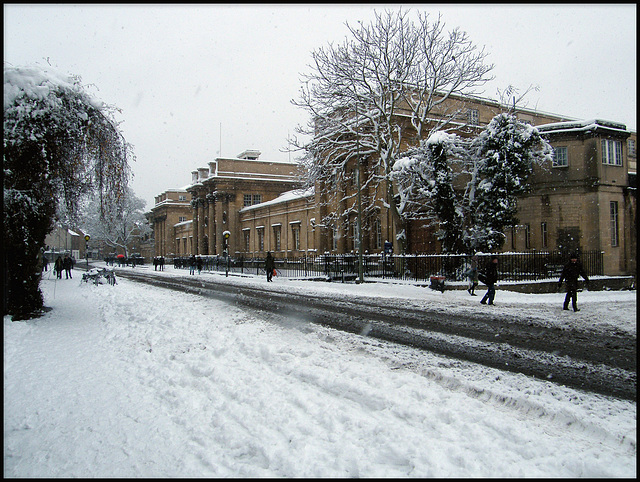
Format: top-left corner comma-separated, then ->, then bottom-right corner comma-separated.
196,256 -> 203,275
480,256 -> 499,305
54,256 -> 63,279
265,252 -> 275,282
466,255 -> 479,296
63,254 -> 73,279
558,252 -> 589,312
189,254 -> 196,275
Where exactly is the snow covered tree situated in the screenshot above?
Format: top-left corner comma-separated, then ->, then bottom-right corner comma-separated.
467,112 -> 553,252
291,9 -> 493,253
81,187 -> 150,257
4,65 -> 132,320
393,131 -> 468,253
394,113 -> 552,254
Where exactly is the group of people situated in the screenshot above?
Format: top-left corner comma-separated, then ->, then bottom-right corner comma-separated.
152,256 -> 166,271
49,255 -> 74,280
465,253 -> 589,311
188,254 -> 203,275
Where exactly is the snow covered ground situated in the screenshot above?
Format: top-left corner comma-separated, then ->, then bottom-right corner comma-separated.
4,265 -> 636,477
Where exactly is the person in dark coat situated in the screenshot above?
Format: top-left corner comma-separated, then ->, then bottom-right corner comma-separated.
189,254 -> 196,275
558,253 -> 589,312
62,255 -> 73,279
480,256 -> 499,305
265,252 -> 275,282
54,256 -> 63,279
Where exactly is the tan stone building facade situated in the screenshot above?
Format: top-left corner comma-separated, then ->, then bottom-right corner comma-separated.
186,150 -> 301,257
150,188 -> 192,257
149,97 -> 636,277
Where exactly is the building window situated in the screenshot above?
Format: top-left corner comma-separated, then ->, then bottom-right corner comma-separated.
332,226 -> 338,251
628,139 -> 636,157
374,218 -> 382,250
292,225 -> 300,251
468,109 -> 479,126
610,201 -> 619,247
541,222 -> 548,249
273,226 -> 281,251
179,195 -> 187,201
525,224 -> 531,249
244,230 -> 250,252
244,194 -> 252,207
257,228 -> 264,252
252,194 -> 262,205
602,140 -> 623,166
178,216 -> 187,223
553,147 -> 568,167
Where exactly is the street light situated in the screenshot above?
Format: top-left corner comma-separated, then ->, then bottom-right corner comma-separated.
84,234 -> 90,267
223,231 -> 230,277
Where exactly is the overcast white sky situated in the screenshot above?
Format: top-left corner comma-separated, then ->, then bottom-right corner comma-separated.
4,3 -> 636,209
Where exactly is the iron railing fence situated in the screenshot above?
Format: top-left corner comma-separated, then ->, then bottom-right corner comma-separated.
171,250 -> 603,283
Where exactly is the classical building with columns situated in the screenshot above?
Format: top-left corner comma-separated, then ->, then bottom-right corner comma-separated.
184,150 -> 302,257
148,96 -> 636,277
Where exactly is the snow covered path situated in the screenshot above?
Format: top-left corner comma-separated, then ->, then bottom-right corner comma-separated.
4,275 -> 636,477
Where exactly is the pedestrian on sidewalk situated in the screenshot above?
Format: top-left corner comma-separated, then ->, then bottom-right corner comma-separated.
466,255 -> 479,296
189,254 -> 196,275
265,252 -> 275,282
480,256 -> 499,305
558,252 -> 589,312
63,254 -> 73,279
54,256 -> 63,279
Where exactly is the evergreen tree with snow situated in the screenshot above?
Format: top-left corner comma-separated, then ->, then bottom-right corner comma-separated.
3,65 -> 132,320
394,113 -> 552,254
467,112 -> 553,252
393,131 -> 468,253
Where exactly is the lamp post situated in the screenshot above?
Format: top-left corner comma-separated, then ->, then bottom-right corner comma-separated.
223,231 -> 230,277
84,234 -> 90,267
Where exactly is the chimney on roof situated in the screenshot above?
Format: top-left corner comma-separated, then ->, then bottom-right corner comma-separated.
237,149 -> 261,160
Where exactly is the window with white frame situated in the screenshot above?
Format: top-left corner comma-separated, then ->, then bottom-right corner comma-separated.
541,222 -> 548,248
273,225 -> 281,251
243,194 -> 252,207
252,194 -> 262,205
374,218 -> 382,250
602,139 -> 623,166
291,225 -> 300,251
244,230 -> 250,252
610,201 -> 619,247
553,146 -> 568,167
257,228 -> 264,252
628,139 -> 636,157
468,109 -> 479,126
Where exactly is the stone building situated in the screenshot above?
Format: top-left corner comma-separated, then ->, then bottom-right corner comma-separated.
176,150 -> 301,257
150,188 -> 192,257
149,96 -> 636,277
511,120 -> 635,275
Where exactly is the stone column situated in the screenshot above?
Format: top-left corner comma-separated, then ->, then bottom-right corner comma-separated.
198,199 -> 206,255
207,193 -> 216,255
191,198 -> 199,255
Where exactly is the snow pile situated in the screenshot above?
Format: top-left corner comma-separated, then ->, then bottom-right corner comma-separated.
4,268 -> 636,477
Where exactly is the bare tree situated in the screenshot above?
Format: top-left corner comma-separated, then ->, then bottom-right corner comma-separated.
82,187 -> 150,257
291,9 -> 493,253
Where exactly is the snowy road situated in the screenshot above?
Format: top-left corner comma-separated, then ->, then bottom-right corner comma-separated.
118,269 -> 637,400
4,270 -> 636,477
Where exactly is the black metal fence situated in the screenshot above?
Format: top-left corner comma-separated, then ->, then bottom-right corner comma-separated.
172,250 -> 603,283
